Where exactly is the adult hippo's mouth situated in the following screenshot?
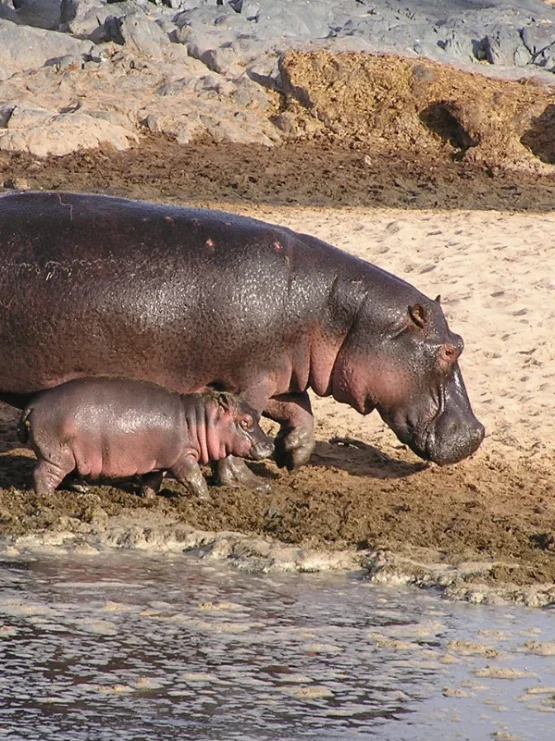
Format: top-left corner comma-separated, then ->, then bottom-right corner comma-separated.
380,365 -> 485,466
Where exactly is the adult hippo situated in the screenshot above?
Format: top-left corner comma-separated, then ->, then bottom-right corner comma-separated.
0,191 -> 484,488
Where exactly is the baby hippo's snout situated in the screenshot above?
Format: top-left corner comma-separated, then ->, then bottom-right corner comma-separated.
245,427 -> 275,461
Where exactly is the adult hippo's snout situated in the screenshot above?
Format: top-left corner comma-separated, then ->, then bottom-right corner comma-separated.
384,364 -> 485,466
423,365 -> 485,466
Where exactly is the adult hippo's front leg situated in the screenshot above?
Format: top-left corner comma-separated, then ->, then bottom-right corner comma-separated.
212,391 -> 314,490
264,392 -> 315,472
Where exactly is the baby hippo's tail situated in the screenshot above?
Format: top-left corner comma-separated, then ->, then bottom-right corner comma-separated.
17,408 -> 31,445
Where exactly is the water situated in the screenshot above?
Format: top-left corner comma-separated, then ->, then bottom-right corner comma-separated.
0,551 -> 554,741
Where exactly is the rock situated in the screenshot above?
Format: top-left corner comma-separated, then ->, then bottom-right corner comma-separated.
199,45 -> 243,76
11,0 -> 61,29
533,42 -> 555,72
521,23 -> 555,57
440,31 -> 482,64
253,2 -> 333,40
0,1 -> 17,22
114,12 -> 171,60
0,19 -> 94,81
0,103 -> 138,156
173,4 -> 236,30
229,0 -> 259,21
247,57 -> 281,90
484,24 -> 532,67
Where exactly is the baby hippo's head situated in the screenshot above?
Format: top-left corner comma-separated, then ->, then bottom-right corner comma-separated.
199,391 -> 275,462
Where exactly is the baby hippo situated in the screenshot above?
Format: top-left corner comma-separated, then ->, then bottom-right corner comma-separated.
17,377 -> 274,498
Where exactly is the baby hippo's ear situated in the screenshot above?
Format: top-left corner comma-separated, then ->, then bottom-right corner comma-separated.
216,391 -> 233,414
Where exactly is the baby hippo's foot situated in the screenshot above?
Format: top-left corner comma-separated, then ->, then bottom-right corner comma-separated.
274,427 -> 315,472
212,456 -> 271,494
140,471 -> 165,500
179,467 -> 211,501
60,472 -> 90,494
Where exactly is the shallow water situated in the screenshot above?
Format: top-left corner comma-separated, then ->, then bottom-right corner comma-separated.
0,551 -> 554,741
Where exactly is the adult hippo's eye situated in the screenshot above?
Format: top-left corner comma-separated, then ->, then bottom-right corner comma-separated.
240,416 -> 253,430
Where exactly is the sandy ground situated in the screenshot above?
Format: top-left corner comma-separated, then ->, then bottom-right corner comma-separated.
0,140 -> 554,602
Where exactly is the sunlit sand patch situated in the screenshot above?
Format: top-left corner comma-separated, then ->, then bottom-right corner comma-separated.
96,684 -> 135,694
72,618 -> 119,636
283,685 -> 334,699
368,633 -> 422,651
100,601 -> 137,613
134,677 -> 166,690
196,601 -> 244,611
519,641 -> 555,656
442,686 -> 474,697
474,667 -> 537,680
303,642 -> 343,653
180,672 -> 218,683
447,640 -> 500,658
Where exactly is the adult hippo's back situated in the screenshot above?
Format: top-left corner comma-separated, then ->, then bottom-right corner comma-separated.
0,191 -> 484,487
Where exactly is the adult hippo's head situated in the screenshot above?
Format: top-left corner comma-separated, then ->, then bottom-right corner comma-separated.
331,291 -> 484,466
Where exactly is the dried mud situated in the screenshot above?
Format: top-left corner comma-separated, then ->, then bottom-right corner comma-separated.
1,55 -> 555,597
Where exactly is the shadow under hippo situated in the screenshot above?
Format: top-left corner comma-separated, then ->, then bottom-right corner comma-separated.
0,191 -> 484,491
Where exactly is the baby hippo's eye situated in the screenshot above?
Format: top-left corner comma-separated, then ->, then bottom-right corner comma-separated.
240,415 -> 253,430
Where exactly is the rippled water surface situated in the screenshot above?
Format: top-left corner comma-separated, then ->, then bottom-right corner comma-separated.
0,551 -> 554,740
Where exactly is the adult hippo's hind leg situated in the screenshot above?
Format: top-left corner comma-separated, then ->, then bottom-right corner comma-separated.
265,391 -> 315,472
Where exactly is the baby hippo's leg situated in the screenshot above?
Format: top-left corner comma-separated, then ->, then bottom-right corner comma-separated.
171,456 -> 210,500
141,471 -> 165,499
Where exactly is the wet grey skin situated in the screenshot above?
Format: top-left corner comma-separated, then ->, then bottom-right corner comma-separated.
17,379 -> 274,498
0,191 -> 483,490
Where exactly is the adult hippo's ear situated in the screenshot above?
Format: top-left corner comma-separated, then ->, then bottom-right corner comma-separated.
435,295 -> 441,304
408,303 -> 429,329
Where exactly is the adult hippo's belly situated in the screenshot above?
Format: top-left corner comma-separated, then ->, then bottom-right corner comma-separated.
0,191 -> 484,489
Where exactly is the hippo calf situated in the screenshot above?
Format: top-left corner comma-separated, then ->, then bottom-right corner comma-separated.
17,378 -> 274,498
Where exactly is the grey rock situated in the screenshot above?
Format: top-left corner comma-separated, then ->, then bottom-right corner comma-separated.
173,5 -> 236,29
484,24 -> 532,66
247,56 -> 281,91
61,0 -> 114,38
44,54 -> 86,71
0,102 -> 137,156
533,42 -> 555,71
0,18 -> 94,81
0,103 -> 15,128
200,44 -> 243,75
193,73 -> 236,96
229,0 -> 259,21
253,2 -> 333,39
232,73 -> 269,109
0,1 -> 17,22
11,0 -> 60,29
521,24 -> 555,57
104,11 -> 171,59
440,30 -> 482,63
175,24 -> 222,55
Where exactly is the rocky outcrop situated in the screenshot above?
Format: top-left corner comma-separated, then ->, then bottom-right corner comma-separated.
2,0 -> 555,158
